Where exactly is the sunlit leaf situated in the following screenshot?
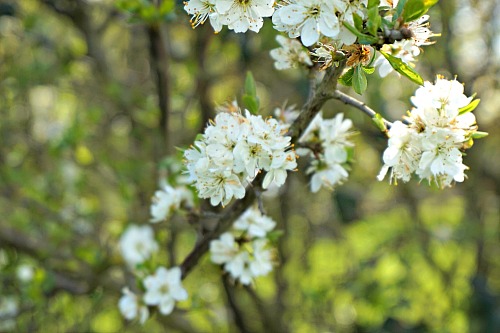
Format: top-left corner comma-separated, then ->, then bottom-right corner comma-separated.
379,51 -> 424,85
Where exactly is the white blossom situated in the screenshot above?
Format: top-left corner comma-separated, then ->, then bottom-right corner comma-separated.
143,266 -> 188,316
150,184 -> 182,223
273,0 -> 345,47
233,207 -> 276,237
223,239 -> 273,285
184,0 -> 223,32
16,264 -> 34,283
0,296 -> 18,331
300,112 -> 355,192
119,225 -> 159,267
217,0 -> 274,33
210,232 -> 240,264
270,35 -> 313,70
377,121 -> 421,183
118,288 -> 149,324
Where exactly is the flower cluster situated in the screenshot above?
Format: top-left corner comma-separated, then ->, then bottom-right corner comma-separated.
378,76 -> 480,187
118,266 -> 188,323
299,112 -> 355,192
210,207 -> 275,285
184,107 -> 297,206
150,182 -> 193,223
184,0 -> 274,33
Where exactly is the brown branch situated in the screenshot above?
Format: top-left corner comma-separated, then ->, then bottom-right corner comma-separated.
288,59 -> 347,144
147,24 -> 171,154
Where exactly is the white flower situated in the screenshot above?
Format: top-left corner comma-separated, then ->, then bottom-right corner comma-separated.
143,266 -> 188,316
273,0 -> 344,47
197,169 -> 246,206
118,288 -> 149,324
262,150 -> 297,189
233,207 -> 276,237
0,296 -> 18,331
150,184 -> 182,223
416,127 -> 468,187
377,121 -> 421,183
119,225 -> 159,267
16,264 -> 34,283
217,0 -> 274,33
307,158 -> 349,192
210,232 -> 240,264
408,15 -> 437,46
270,35 -> 313,70
411,77 -> 471,113
224,239 -> 273,285
184,0 -> 223,32
300,112 -> 354,192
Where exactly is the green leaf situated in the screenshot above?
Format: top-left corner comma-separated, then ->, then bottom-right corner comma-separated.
242,94 -> 259,115
267,230 -> 284,243
244,71 -> 257,98
459,99 -> 480,115
362,66 -> 376,74
338,67 -> 355,86
367,6 -> 382,36
403,0 -> 439,22
343,22 -> 379,45
372,113 -> 388,132
393,0 -> 408,21
353,65 -> 368,95
379,50 -> 424,85
353,13 -> 364,32
471,131 -> 488,139
242,71 -> 260,114
368,0 -> 381,9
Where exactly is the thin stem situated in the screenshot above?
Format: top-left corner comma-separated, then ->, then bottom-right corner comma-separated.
332,89 -> 393,129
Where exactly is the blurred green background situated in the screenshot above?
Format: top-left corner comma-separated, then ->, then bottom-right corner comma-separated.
0,0 -> 498,332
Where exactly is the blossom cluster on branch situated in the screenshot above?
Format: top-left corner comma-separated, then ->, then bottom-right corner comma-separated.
114,0 -> 488,325
184,106 -> 297,207
377,76 -> 481,188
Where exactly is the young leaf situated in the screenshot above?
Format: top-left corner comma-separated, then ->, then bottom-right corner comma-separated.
343,22 -> 379,45
362,66 -> 376,74
242,94 -> 259,115
353,65 -> 368,94
459,99 -> 480,115
368,0 -> 380,9
379,51 -> 424,85
372,113 -> 388,133
393,0 -> 408,21
244,71 -> 257,98
403,0 -> 439,22
338,67 -> 355,86
471,131 -> 488,139
367,6 -> 382,36
243,71 -> 260,114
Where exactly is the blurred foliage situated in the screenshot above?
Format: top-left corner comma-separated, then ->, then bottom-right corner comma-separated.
0,0 -> 499,332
